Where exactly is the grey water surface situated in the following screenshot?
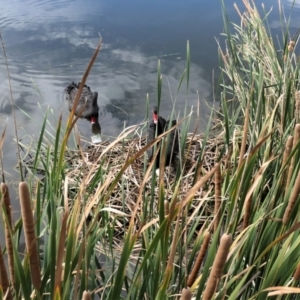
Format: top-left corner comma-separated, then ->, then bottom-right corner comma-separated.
0,0 -> 298,215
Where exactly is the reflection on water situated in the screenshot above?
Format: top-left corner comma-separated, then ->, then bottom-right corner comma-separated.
0,0 -> 298,214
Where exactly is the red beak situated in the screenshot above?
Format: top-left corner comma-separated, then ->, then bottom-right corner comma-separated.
153,112 -> 158,124
90,116 -> 96,124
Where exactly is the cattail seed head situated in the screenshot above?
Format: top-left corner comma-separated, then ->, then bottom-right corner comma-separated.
19,181 -> 41,290
82,291 -> 92,300
180,288 -> 192,300
283,169 -> 300,224
1,183 -> 14,285
202,234 -> 232,300
187,232 -> 211,287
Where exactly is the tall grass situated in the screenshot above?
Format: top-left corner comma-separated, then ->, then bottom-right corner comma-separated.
1,0 -> 300,299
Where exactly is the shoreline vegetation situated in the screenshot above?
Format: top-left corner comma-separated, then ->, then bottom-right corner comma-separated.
1,0 -> 300,299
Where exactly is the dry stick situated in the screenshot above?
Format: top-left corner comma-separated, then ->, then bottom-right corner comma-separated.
1,183 -> 15,286
0,32 -> 23,181
202,234 -> 232,300
282,168 -> 300,224
0,244 -> 12,300
19,182 -> 41,290
180,287 -> 192,300
214,164 -> 222,233
286,124 -> 300,194
187,231 -> 211,287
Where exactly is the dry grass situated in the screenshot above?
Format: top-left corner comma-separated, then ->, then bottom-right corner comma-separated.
68,132 -> 225,236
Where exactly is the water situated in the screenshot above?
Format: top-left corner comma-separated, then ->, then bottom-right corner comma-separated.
0,0 -> 298,211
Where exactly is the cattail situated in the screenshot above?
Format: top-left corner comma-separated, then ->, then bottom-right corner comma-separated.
282,136 -> 293,171
1,183 -> 15,286
242,195 -> 252,230
294,262 -> 300,280
286,125 -> 300,193
82,291 -> 92,300
283,169 -> 300,224
214,164 -> 222,233
187,232 -> 211,287
202,234 -> 232,300
164,200 -> 169,216
19,181 -> 41,290
0,244 -> 12,300
180,288 -> 192,300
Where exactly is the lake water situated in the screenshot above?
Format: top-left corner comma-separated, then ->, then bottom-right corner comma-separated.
0,0 -> 299,208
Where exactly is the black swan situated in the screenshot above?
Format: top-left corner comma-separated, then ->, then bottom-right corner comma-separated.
65,82 -> 101,134
147,106 -> 179,168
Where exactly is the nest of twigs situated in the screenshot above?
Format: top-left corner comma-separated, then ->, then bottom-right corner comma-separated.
64,132 -> 226,244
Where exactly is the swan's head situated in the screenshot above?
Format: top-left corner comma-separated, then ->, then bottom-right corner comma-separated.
152,106 -> 158,124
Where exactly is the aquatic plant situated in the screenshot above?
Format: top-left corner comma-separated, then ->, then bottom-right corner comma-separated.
1,0 -> 300,299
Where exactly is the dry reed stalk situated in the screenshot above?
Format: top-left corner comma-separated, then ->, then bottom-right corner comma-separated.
19,181 -> 41,289
0,244 -> 12,300
214,164 -> 222,233
187,231 -> 211,287
238,101 -> 250,169
286,124 -> 300,193
242,194 -> 252,230
295,91 -> 300,122
82,291 -> 92,300
0,33 -> 23,181
282,169 -> 300,224
0,126 -> 6,183
180,288 -> 192,300
294,262 -> 300,281
1,183 -> 14,286
202,234 -> 232,300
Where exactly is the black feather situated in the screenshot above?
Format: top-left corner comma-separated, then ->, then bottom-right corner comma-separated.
147,107 -> 179,168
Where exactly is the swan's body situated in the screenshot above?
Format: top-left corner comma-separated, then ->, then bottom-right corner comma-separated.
147,106 -> 179,168
65,82 -> 101,134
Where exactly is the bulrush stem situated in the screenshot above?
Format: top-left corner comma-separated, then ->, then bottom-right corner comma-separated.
286,124 -> 300,193
202,234 -> 232,300
1,183 -> 15,286
282,169 -> 300,224
0,244 -> 12,300
19,182 -> 41,290
180,287 -> 192,300
187,232 -> 211,287
214,164 -> 222,233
